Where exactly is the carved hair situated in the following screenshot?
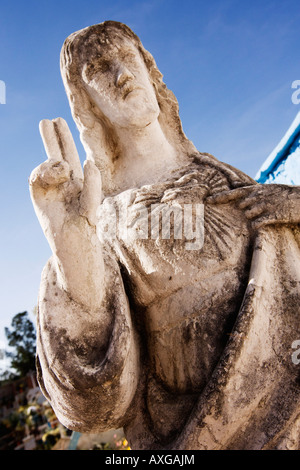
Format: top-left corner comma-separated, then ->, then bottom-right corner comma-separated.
60,21 -> 196,194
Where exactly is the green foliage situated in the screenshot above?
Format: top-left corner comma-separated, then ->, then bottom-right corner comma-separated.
4,311 -> 36,378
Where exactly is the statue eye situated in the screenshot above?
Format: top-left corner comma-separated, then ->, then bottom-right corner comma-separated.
121,51 -> 138,64
86,59 -> 110,78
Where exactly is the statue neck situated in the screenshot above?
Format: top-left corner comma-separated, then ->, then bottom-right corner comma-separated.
112,119 -> 186,191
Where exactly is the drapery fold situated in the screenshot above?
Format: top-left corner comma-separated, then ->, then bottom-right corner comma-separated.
173,225 -> 300,449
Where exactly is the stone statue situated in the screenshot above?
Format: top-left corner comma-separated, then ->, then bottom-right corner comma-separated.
29,21 -> 300,450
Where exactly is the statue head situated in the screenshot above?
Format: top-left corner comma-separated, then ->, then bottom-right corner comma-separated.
60,21 -> 196,194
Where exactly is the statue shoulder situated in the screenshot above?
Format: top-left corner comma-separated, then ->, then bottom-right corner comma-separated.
191,152 -> 257,188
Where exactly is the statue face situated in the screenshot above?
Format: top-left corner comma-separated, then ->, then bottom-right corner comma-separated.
81,38 -> 160,129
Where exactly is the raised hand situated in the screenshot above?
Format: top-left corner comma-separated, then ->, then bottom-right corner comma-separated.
29,117 -> 104,309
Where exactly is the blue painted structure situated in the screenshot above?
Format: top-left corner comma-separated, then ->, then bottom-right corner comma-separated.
68,431 -> 81,450
255,112 -> 300,185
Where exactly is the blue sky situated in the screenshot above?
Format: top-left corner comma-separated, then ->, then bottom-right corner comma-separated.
0,0 -> 300,350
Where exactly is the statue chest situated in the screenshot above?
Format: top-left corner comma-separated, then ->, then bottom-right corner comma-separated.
97,168 -> 253,393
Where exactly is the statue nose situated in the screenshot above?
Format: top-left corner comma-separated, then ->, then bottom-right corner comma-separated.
116,66 -> 134,87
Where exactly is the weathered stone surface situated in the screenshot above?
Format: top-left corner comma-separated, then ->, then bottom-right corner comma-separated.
29,21 -> 300,450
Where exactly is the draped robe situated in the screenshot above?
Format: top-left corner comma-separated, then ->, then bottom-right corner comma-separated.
36,153 -> 300,450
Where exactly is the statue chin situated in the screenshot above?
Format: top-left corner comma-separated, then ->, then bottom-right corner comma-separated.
110,95 -> 161,130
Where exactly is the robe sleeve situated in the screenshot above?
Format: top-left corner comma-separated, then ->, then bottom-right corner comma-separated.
35,249 -> 140,433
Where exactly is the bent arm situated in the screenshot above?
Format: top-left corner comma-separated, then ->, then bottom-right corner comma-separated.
36,250 -> 140,433
207,184 -> 300,229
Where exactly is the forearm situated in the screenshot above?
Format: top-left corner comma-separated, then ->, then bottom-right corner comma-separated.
52,216 -> 105,311
255,184 -> 300,226
280,185 -> 300,224
208,184 -> 300,229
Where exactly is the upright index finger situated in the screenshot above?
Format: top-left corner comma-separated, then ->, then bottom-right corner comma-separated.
39,119 -> 63,162
53,117 -> 83,180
